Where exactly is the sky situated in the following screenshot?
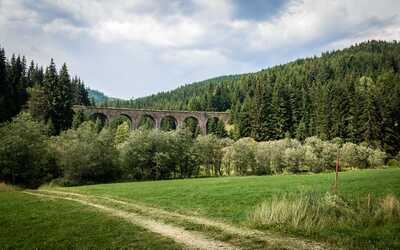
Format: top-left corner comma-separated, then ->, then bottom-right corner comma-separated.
1,0 -> 400,99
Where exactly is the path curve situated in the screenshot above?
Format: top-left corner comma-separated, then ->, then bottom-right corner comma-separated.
36,190 -> 333,250
23,191 -> 237,250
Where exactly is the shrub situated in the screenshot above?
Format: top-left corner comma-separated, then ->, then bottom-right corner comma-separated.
221,137 -> 256,175
254,142 -> 272,175
0,113 -> 54,188
304,137 -> 338,172
283,146 -> 305,173
119,129 -> 196,180
387,159 -> 399,167
114,121 -> 130,145
51,121 -> 120,185
368,149 -> 386,167
267,140 -> 288,173
340,143 -> 368,168
193,134 -> 225,176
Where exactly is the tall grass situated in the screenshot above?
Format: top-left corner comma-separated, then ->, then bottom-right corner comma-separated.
249,192 -> 400,231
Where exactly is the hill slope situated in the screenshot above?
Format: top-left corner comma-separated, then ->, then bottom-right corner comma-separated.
108,40 -> 400,155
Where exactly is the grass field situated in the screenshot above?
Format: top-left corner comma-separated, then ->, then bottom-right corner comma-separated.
62,168 -> 400,249
1,168 -> 400,249
0,191 -> 182,249
65,168 -> 400,223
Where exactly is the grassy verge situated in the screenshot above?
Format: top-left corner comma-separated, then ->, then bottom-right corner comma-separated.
59,168 -> 400,249
0,191 -> 183,249
250,192 -> 400,249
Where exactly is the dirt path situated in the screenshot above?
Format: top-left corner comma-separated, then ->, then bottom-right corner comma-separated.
23,191 -> 237,250
30,190 -> 334,250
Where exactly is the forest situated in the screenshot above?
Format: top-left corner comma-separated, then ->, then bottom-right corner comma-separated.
105,40 -> 400,157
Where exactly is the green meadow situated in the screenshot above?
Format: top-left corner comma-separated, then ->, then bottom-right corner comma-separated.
1,168 -> 400,249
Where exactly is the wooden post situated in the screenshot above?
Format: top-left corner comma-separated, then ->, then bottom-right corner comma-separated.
334,148 -> 340,193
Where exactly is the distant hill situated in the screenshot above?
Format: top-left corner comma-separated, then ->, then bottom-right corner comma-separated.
88,89 -> 123,105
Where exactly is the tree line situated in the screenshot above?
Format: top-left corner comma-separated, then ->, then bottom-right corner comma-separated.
0,46 -> 91,134
0,114 -> 393,188
104,40 -> 400,157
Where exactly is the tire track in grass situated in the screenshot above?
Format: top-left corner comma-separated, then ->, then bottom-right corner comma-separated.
23,191 -> 237,250
38,190 -> 334,250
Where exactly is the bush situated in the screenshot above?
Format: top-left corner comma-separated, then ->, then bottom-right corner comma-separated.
283,146 -> 305,173
254,142 -> 272,175
221,137 -> 256,175
119,129 -> 196,180
341,142 -> 385,168
193,134 -> 225,176
341,142 -> 368,168
304,137 -> 338,172
51,121 -> 120,185
0,113 -> 54,188
387,159 -> 399,167
368,149 -> 386,167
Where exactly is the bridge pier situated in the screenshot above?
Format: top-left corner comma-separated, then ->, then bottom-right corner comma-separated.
155,117 -> 161,129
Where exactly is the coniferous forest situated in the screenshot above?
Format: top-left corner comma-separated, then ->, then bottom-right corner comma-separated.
0,47 -> 91,134
103,40 -> 400,157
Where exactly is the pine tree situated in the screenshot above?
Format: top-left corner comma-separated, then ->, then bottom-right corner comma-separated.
42,60 -> 74,134
237,95 -> 252,137
271,83 -> 286,139
250,76 -> 272,141
0,48 -> 12,122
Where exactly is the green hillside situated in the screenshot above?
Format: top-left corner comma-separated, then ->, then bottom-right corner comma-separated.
108,40 -> 400,155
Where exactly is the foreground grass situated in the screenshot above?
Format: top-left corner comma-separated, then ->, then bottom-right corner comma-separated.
60,168 -> 400,249
0,191 -> 182,249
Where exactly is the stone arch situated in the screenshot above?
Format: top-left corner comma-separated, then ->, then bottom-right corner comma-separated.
90,112 -> 108,128
160,115 -> 178,131
110,113 -> 133,130
183,116 -> 200,136
138,114 -> 156,129
206,116 -> 227,137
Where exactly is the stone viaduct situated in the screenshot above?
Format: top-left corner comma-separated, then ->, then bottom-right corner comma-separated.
74,106 -> 230,134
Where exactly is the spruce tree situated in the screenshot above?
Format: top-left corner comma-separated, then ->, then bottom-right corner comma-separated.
0,48 -> 11,122
42,60 -> 74,134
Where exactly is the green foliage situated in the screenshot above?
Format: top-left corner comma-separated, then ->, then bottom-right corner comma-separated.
71,110 -> 89,129
114,121 -> 130,145
160,117 -> 177,131
119,129 -> 196,180
0,46 -> 91,131
51,122 -> 120,185
207,118 -> 228,137
222,138 -> 257,175
0,113 -> 54,188
340,142 -> 386,169
193,134 -> 230,176
103,40 -> 400,155
138,115 -> 155,129
183,117 -> 200,137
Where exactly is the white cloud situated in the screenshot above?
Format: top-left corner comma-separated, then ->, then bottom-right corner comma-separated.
249,0 -> 400,51
0,0 -> 399,98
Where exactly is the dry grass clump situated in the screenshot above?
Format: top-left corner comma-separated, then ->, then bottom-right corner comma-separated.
249,192 -> 400,231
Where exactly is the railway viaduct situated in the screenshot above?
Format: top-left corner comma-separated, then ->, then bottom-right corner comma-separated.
74,106 -> 230,134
